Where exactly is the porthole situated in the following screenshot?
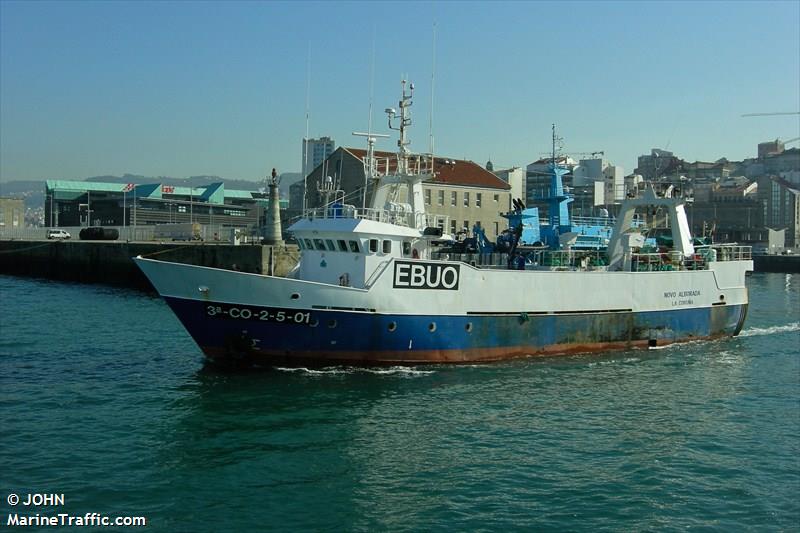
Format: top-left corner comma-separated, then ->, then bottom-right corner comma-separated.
388,321 -> 397,332
290,293 -> 300,300
328,319 -> 338,329
310,318 -> 319,328
465,322 -> 473,333
428,322 -> 437,332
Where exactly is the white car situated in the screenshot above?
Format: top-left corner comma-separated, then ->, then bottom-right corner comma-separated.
46,229 -> 71,240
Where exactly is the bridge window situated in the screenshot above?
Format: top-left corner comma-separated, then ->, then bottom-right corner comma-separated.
325,239 -> 336,251
369,239 -> 378,253
296,240 -> 304,250
382,240 -> 392,254
402,241 -> 411,256
348,240 -> 360,253
304,238 -> 313,249
313,239 -> 325,250
337,239 -> 348,252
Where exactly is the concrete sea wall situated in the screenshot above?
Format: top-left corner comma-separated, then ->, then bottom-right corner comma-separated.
752,254 -> 800,273
0,240 -> 300,291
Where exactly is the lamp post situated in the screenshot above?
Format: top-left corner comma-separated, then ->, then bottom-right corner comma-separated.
133,185 -> 137,240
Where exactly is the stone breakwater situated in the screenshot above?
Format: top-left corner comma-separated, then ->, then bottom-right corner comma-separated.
0,240 -> 300,291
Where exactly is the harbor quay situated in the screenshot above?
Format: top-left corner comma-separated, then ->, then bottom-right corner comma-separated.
752,253 -> 800,273
0,240 -> 300,291
0,239 -> 796,293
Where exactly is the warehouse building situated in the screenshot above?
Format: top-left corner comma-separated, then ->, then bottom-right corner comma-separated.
44,180 -> 282,231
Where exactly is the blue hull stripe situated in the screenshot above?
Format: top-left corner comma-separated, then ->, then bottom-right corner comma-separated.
163,296 -> 748,364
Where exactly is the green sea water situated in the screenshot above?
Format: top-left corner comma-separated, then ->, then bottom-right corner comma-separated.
1,273 -> 798,531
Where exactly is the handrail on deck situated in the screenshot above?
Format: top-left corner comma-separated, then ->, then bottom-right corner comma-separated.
301,205 -> 449,231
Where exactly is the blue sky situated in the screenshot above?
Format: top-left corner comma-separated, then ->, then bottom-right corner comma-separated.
1,0 -> 798,183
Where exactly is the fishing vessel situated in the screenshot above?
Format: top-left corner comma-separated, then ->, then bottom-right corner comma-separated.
134,81 -> 752,365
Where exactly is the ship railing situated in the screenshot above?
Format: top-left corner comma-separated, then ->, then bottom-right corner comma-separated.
430,249 -> 610,271
303,206 -> 416,228
695,244 -> 752,262
631,252 -> 692,272
631,244 -> 752,272
431,244 -> 753,273
362,154 -> 435,179
570,215 -> 615,226
302,205 -> 447,232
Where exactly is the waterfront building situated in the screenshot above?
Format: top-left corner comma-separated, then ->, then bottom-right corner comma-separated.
0,198 -> 25,230
302,137 -> 336,179
572,157 -> 626,203
43,180 -> 282,232
525,156 -> 577,209
758,175 -> 800,248
492,166 -> 525,205
303,147 -> 512,239
295,137 -> 337,213
635,149 -> 680,180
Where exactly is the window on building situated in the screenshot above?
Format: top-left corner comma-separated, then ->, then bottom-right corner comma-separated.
476,193 -> 482,207
424,189 -> 431,205
463,192 -> 469,207
438,190 -> 444,206
494,194 -> 499,203
464,220 -> 469,232
450,220 -> 456,234
494,222 -> 499,236
451,191 -> 457,206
